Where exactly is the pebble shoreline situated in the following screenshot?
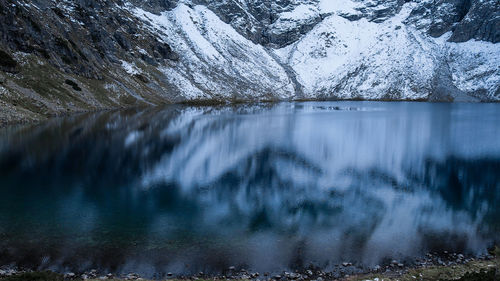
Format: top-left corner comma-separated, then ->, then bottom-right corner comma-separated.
0,251 -> 496,280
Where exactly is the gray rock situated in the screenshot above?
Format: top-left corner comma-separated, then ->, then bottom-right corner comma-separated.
407,0 -> 499,43
449,0 -> 499,43
125,273 -> 139,280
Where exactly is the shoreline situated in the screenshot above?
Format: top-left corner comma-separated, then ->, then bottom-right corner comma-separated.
0,248 -> 498,281
2,99 -> 500,128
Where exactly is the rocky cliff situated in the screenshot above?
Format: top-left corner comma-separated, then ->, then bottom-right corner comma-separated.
0,0 -> 498,124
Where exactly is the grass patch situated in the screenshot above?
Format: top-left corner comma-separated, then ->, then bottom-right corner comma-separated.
348,253 -> 499,281
458,269 -> 496,281
5,53 -> 91,113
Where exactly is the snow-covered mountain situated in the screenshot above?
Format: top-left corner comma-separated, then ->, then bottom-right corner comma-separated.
0,0 -> 498,123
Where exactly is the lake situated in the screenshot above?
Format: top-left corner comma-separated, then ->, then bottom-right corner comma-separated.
0,101 -> 499,276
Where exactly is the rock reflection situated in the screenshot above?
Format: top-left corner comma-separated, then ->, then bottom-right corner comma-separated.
0,102 -> 499,275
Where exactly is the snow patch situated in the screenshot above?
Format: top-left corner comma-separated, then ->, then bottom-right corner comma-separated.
319,0 -> 360,15
120,60 -> 141,75
279,4 -> 319,21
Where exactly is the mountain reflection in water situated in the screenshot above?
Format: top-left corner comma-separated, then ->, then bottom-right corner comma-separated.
0,102 -> 499,275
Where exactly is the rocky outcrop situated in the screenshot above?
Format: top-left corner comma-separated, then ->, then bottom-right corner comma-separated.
407,0 -> 499,43
449,0 -> 499,43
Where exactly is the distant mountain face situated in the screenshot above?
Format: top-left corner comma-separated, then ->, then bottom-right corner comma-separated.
0,0 -> 498,123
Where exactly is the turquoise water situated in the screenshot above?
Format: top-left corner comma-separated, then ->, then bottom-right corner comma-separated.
0,102 -> 499,275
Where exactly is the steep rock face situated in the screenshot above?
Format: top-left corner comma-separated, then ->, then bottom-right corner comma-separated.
189,0 -> 323,47
0,0 -> 499,124
407,0 -> 499,43
449,0 -> 499,43
408,0 -> 472,38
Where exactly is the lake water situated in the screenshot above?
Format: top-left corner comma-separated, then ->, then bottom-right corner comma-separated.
0,102 -> 499,276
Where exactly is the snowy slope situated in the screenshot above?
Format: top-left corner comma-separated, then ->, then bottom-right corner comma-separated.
447,40 -> 500,100
131,4 -> 296,100
274,1 -> 499,100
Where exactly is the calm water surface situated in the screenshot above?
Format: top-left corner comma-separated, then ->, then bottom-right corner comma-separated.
0,102 -> 499,275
